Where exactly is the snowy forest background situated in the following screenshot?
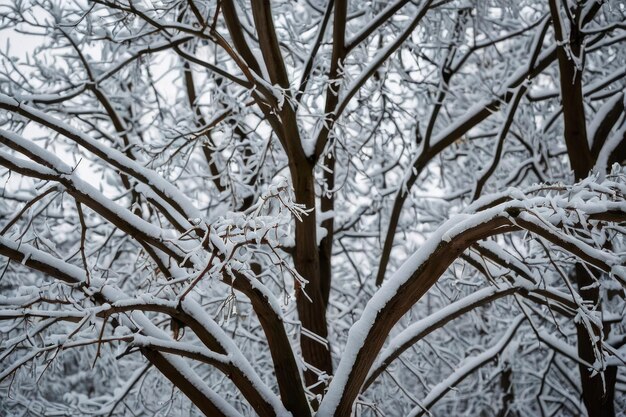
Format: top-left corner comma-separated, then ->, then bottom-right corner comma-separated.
1,0 -> 626,416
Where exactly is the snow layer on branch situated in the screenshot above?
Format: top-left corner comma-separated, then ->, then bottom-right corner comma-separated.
0,235 -> 88,285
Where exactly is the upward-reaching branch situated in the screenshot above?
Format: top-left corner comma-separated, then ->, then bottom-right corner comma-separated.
548,0 -> 592,179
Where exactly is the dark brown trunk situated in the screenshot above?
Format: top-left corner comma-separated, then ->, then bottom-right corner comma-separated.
548,2 -> 616,415
317,0 -> 346,308
319,153 -> 335,307
574,264 -> 617,417
292,163 -> 334,396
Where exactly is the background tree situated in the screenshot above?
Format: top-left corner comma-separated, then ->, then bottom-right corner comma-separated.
0,0 -> 626,416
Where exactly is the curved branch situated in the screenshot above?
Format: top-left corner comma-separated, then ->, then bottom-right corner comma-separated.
319,190 -> 626,416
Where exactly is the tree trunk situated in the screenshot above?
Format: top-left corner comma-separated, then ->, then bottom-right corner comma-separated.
575,265 -> 618,417
548,2 -> 616,414
292,162 -> 334,397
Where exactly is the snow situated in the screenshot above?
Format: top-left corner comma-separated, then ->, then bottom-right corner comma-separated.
2,2 -> 626,415
0,150 -> 57,178
0,235 -> 88,285
301,137 -> 317,159
153,354 -> 244,417
537,330 -> 594,370
515,210 -> 620,268
0,235 -> 290,415
1,129 -> 191,257
346,0 -> 411,48
65,172 -> 184,252
131,334 -> 229,364
611,265 -> 626,285
0,129 -> 72,173
103,286 -> 290,416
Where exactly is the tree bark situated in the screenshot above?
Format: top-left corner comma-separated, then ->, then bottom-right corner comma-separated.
292,163 -> 334,395
548,2 -> 616,415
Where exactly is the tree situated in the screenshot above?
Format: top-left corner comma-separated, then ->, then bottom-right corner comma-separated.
0,0 -> 625,416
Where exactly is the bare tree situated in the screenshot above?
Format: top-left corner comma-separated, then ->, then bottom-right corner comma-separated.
0,0 -> 626,416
